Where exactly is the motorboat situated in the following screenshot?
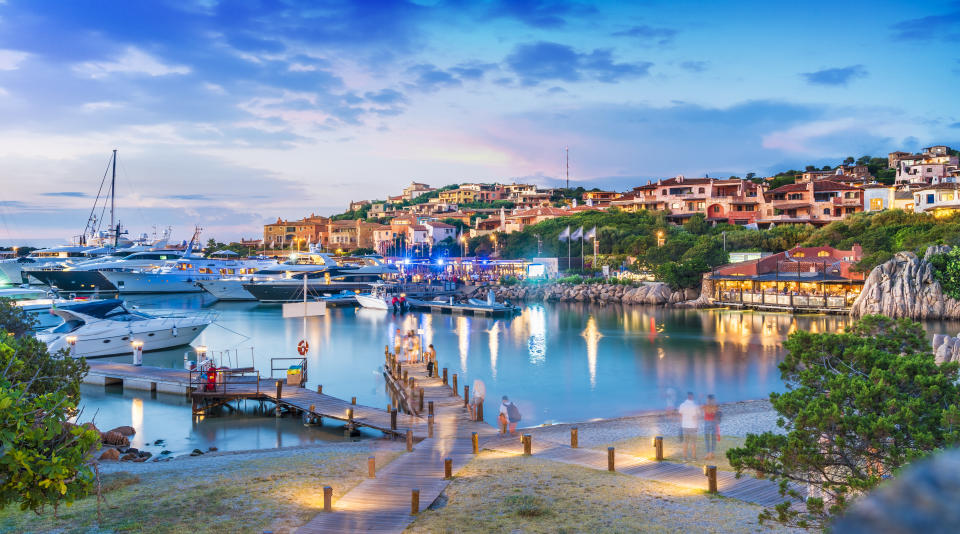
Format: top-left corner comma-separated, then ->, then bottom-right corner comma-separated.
101,251 -> 278,294
15,293 -> 109,329
26,248 -> 186,293
36,299 -> 212,358
355,281 -> 407,311
198,251 -> 341,301
319,290 -> 359,307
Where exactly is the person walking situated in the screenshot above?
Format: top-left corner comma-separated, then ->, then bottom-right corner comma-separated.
703,394 -> 719,460
469,378 -> 486,421
677,392 -> 699,461
425,344 -> 437,376
498,396 -> 521,436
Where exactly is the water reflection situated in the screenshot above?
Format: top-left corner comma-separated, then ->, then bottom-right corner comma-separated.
90,294 -> 960,430
581,315 -> 602,389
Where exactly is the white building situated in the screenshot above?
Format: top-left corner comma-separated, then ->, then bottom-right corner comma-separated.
423,221 -> 457,244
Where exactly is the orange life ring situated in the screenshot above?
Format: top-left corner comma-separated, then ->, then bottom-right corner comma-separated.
297,339 -> 309,355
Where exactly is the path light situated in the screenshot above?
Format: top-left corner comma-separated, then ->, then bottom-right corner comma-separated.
131,340 -> 144,366
656,230 -> 665,247
66,335 -> 77,357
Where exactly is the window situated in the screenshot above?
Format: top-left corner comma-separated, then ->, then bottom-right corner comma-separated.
793,252 -> 805,258
823,208 -> 831,215
870,198 -> 883,210
818,251 -> 830,257
941,194 -> 955,202
927,194 -> 935,204
712,205 -> 721,213
788,193 -> 803,200
698,187 -> 705,194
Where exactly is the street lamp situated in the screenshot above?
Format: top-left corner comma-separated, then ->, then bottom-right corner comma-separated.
656,230 -> 665,247
66,335 -> 77,357
460,234 -> 467,259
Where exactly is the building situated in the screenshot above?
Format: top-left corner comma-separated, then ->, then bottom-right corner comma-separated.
759,180 -> 862,226
712,245 -> 865,312
891,146 -> 958,185
862,185 -> 896,212
610,176 -> 767,225
503,206 -> 569,233
423,220 -> 457,244
402,182 -> 434,201
371,225 -> 400,256
912,183 -> 960,218
263,215 -> 329,249
438,184 -> 506,204
581,190 -> 621,207
349,200 -> 370,212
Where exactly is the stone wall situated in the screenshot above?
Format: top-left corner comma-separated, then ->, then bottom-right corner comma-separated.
850,245 -> 960,320
468,282 -> 699,306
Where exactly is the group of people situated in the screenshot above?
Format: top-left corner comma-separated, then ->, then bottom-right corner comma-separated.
393,329 -> 436,366
672,391 -> 721,461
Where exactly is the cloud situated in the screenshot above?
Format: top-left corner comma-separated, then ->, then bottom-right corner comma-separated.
0,49 -> 29,70
73,46 -> 191,78
449,61 -> 498,80
801,65 -> 868,86
364,89 -> 406,105
611,25 -> 677,46
891,10 -> 960,41
950,122 -> 960,129
40,191 -> 89,198
485,0 -> 596,28
164,194 -> 212,201
405,63 -> 462,92
505,41 -> 652,85
680,61 -> 709,73
80,101 -> 124,112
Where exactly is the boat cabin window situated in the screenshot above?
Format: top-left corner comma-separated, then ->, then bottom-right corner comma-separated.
176,263 -> 193,270
198,267 -> 214,274
52,319 -> 83,333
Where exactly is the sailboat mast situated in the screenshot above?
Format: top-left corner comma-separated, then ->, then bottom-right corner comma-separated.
565,146 -> 569,189
110,149 -> 117,242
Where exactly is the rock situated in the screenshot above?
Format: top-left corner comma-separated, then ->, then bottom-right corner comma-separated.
132,457 -> 147,463
139,451 -> 152,459
190,448 -> 204,456
153,439 -> 165,445
99,448 -> 120,461
120,453 -> 137,461
101,431 -> 130,448
108,425 -> 136,436
851,245 -> 960,320
207,446 -> 218,452
160,450 -> 172,455
124,447 -> 139,455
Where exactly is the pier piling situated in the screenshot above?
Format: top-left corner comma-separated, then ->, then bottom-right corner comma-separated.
607,447 -> 615,472
323,486 -> 332,512
654,436 -> 663,461
444,458 -> 452,479
571,427 -> 578,448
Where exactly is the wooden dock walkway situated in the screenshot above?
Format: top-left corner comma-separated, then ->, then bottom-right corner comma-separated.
84,361 -> 424,438
296,359 -> 496,533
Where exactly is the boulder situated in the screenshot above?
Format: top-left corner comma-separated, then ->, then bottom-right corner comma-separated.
120,453 -> 137,461
851,245 -> 960,320
101,431 -> 130,448
108,425 -> 136,436
98,448 -> 120,461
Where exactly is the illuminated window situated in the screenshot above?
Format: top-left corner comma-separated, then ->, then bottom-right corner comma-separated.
870,198 -> 883,210
818,251 -> 830,257
793,252 -> 805,258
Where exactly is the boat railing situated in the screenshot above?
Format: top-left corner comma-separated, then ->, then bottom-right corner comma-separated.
270,357 -> 308,386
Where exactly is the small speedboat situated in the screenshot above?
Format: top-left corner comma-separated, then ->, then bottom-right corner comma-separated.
36,299 -> 212,358
355,282 -> 407,311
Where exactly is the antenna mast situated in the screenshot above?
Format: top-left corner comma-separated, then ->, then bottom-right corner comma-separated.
565,146 -> 569,189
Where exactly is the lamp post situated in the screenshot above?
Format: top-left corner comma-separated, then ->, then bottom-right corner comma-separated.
197,345 -> 208,368
66,335 -> 77,358
131,340 -> 144,366
656,230 -> 665,247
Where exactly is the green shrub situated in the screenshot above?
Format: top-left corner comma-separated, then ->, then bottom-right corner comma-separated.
929,247 -> 960,299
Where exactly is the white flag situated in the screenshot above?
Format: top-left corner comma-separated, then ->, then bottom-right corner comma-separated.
585,226 -> 597,240
571,226 -> 583,240
558,226 -> 570,241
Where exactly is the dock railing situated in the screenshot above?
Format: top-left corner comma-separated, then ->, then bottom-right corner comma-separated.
270,357 -> 308,387
189,367 -> 260,395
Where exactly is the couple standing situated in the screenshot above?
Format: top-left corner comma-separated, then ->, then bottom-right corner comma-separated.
677,392 -> 721,461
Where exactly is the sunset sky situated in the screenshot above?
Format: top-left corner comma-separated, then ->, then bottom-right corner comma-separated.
1,0 -> 958,243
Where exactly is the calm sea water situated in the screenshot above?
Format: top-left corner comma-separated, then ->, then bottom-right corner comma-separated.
23,291 -> 960,455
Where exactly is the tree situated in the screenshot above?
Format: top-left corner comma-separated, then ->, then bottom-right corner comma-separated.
843,156 -> 855,165
682,213 -> 710,235
745,172 -> 756,181
727,315 -> 960,529
0,299 -> 99,514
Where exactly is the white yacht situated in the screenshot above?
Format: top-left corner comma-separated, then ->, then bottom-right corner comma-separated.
101,252 -> 278,294
356,281 -> 406,311
0,245 -> 109,284
197,251 -> 337,301
27,249 -> 187,293
37,299 -> 212,358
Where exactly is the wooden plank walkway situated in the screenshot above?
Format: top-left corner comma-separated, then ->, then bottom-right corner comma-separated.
480,432 -> 802,508
296,359 -> 495,534
84,361 -> 424,437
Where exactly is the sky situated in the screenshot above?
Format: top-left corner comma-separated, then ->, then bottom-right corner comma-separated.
0,0 -> 958,244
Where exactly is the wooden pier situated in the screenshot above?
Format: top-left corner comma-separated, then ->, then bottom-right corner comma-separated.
84,361 -> 424,438
412,300 -> 520,316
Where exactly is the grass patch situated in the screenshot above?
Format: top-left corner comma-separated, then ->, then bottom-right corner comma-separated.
406,451 -> 799,533
0,448 -> 401,534
603,435 -> 747,472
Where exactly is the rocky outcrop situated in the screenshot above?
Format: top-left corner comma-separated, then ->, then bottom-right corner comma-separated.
932,334 -> 960,364
471,281 -> 691,306
674,274 -> 715,308
851,246 -> 960,320
108,425 -> 136,436
100,431 -> 130,448
98,448 -> 120,461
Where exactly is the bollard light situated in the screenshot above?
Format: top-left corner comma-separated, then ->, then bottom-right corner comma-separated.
131,340 -> 144,366
66,336 -> 77,357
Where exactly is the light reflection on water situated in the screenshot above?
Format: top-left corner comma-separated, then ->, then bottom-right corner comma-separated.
81,293 -> 960,435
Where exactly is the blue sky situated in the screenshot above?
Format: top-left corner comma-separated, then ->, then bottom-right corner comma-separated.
0,0 -> 958,243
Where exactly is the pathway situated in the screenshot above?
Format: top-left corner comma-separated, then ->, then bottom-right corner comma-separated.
296,360 -> 496,533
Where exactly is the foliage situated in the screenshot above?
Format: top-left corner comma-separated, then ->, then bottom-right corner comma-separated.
801,210 -> 960,272
0,299 -> 97,514
928,247 -> 960,300
347,248 -> 376,256
202,239 -> 255,256
0,298 -> 37,337
726,315 -> 960,530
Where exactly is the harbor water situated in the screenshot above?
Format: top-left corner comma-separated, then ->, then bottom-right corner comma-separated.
21,291 -> 960,455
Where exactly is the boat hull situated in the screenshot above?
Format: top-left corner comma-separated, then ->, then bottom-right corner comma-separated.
39,319 -> 210,358
197,279 -> 256,301
100,271 -> 206,293
0,261 -> 25,284
26,270 -> 117,292
355,294 -> 389,310
243,281 -> 373,303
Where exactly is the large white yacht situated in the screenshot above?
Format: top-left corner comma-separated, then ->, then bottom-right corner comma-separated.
27,249 -> 188,293
0,245 -> 110,284
37,299 -> 212,358
101,251 -> 278,294
197,251 -> 340,301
